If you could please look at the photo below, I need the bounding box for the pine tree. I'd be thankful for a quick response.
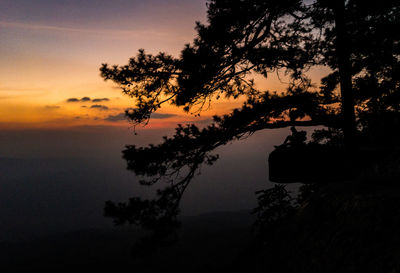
[101,0,400,244]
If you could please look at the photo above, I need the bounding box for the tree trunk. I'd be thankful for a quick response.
[332,1,356,151]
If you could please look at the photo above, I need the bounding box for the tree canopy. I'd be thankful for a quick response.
[101,0,400,245]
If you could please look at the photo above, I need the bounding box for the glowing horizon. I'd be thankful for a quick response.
[0,0,207,129]
[0,0,329,130]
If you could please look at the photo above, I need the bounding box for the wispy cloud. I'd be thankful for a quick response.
[104,111,177,122]
[151,113,177,119]
[44,105,61,110]
[0,21,97,34]
[0,87,46,92]
[0,20,171,38]
[104,113,126,122]
[0,87,49,98]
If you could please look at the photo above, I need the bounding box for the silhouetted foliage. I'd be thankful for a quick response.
[251,183,321,245]
[101,0,400,250]
[252,185,296,242]
[249,182,400,273]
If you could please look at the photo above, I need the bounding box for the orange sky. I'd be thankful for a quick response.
[0,0,329,130]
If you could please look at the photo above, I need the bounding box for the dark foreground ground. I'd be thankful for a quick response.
[3,182,400,273]
[0,211,254,272]
[251,182,400,273]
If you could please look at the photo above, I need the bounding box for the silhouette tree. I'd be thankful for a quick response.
[101,0,400,246]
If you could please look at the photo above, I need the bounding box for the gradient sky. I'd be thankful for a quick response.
[0,0,310,129]
[0,0,318,240]
[0,0,210,128]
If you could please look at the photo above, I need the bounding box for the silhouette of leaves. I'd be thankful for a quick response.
[101,0,400,251]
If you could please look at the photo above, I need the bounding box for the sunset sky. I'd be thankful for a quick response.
[0,0,208,128]
[0,0,312,240]
[2,1,397,269]
[0,0,313,130]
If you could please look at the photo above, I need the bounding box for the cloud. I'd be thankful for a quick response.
[66,97,111,103]
[90,104,109,110]
[104,113,126,122]
[66,97,91,103]
[92,98,110,102]
[104,111,177,122]
[151,113,177,119]
[0,87,49,98]
[0,21,174,40]
[80,97,91,102]
[44,105,61,109]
